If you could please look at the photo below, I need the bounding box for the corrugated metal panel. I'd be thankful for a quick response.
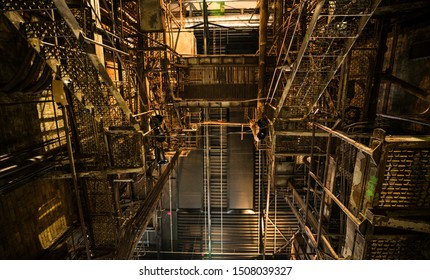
[228,132,254,209]
[183,84,257,100]
[380,148,430,208]
[177,211,259,259]
[186,66,257,85]
[183,65,258,100]
[201,108,228,210]
[178,150,204,209]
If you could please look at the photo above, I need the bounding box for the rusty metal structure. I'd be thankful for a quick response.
[0,0,430,260]
[264,0,430,259]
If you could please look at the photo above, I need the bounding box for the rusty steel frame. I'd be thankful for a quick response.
[302,119,430,259]
[284,181,340,259]
[273,0,326,119]
[268,0,382,121]
[365,209,430,234]
[52,0,141,130]
[1,0,188,259]
[117,151,180,259]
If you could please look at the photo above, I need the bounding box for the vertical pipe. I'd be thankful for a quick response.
[135,2,148,121]
[263,134,276,259]
[157,202,162,259]
[203,124,208,254]
[204,108,212,257]
[62,105,91,259]
[305,116,316,225]
[114,182,121,226]
[90,0,105,66]
[202,0,210,55]
[169,172,173,252]
[113,0,124,98]
[220,108,223,253]
[179,0,184,27]
[161,1,170,106]
[274,188,277,253]
[257,0,269,119]
[337,53,351,119]
[257,148,261,254]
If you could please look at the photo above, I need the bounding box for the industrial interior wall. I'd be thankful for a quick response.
[0,178,76,259]
[0,96,75,259]
[381,22,430,118]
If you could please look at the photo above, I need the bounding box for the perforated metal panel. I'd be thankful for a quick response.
[0,0,54,10]
[365,236,429,260]
[91,216,116,248]
[380,149,430,208]
[276,135,327,155]
[108,132,143,168]
[85,178,116,248]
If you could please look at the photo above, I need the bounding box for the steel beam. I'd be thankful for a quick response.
[381,73,430,103]
[48,167,145,179]
[276,131,330,137]
[366,209,430,234]
[257,0,269,118]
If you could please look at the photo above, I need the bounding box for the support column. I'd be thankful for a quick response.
[257,0,269,119]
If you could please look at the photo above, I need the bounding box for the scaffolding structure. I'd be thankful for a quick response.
[1,0,430,261]
[263,0,430,259]
[0,0,192,259]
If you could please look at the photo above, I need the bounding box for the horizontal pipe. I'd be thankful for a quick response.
[322,185,362,226]
[377,114,430,127]
[198,121,250,127]
[313,122,374,156]
[83,36,130,56]
[137,250,263,256]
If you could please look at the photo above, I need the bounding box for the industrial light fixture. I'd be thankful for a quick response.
[256,117,269,140]
[155,147,168,165]
[335,21,348,31]
[151,114,163,127]
[153,126,166,142]
[151,114,166,142]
